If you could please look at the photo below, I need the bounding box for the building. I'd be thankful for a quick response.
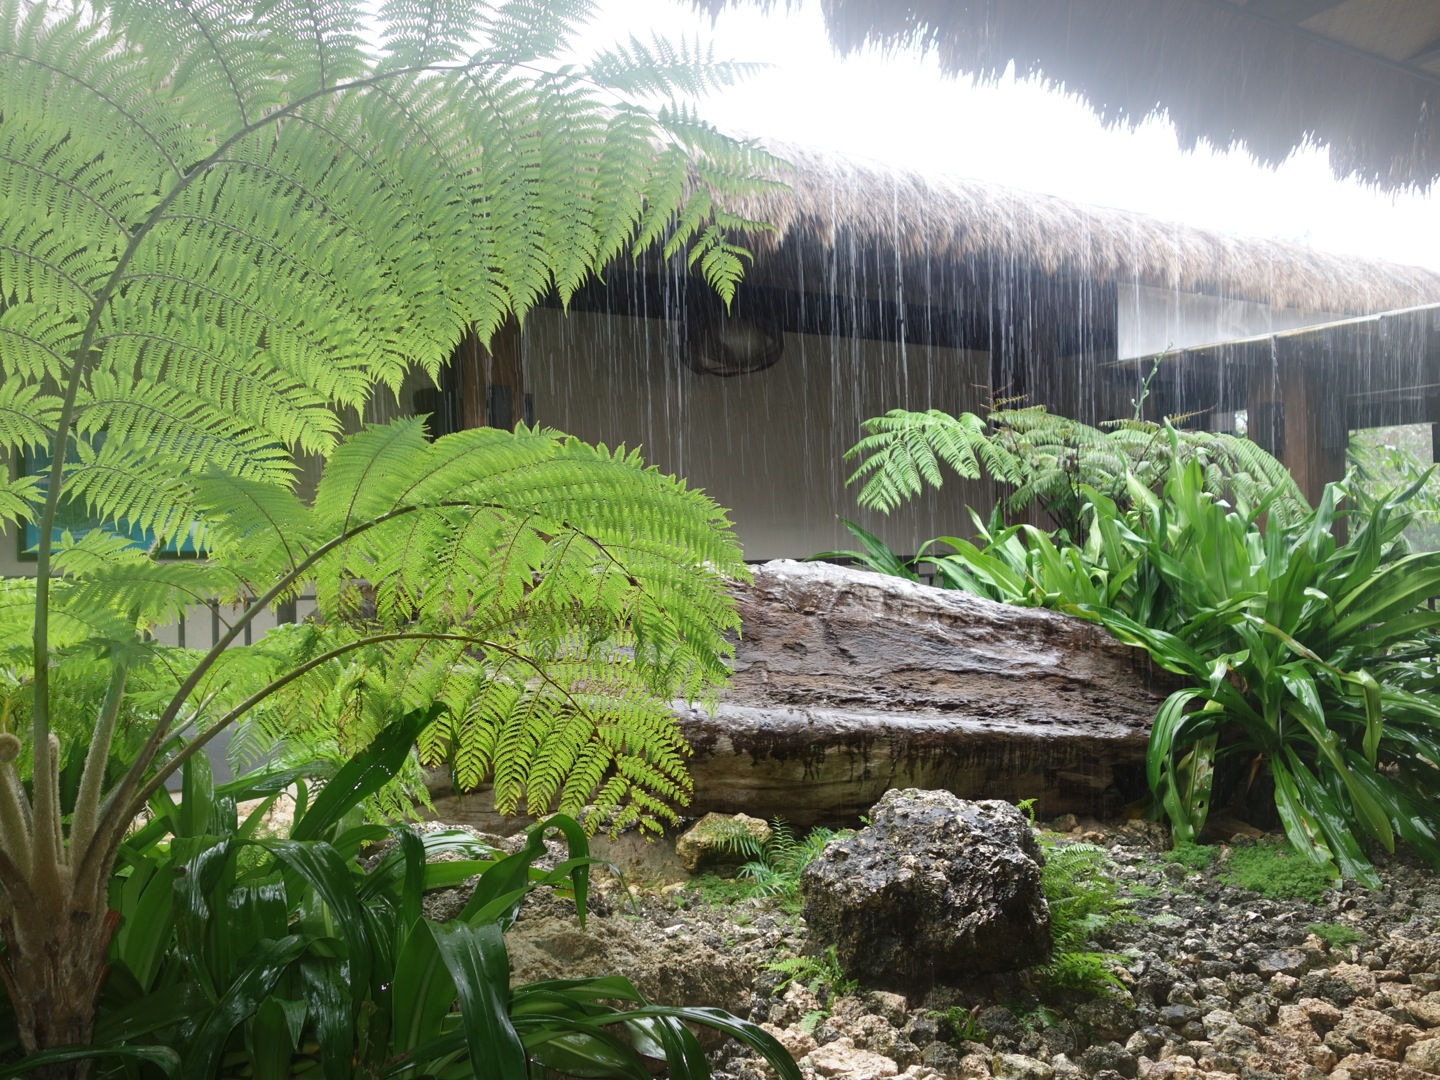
[424,144,1440,561]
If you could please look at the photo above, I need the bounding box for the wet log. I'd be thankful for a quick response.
[428,560,1177,833]
[672,560,1175,825]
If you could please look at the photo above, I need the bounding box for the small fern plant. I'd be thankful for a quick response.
[846,405,1306,538]
[0,0,777,1064]
[732,819,850,904]
[1036,840,1131,996]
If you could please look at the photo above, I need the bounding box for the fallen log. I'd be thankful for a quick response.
[430,560,1175,832]
[670,560,1174,825]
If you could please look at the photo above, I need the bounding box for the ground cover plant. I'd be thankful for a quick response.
[728,819,852,909]
[0,0,782,1069]
[1160,842,1216,872]
[832,407,1440,888]
[1305,921,1364,949]
[1035,840,1130,995]
[1218,838,1336,903]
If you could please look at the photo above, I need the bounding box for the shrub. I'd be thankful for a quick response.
[829,420,1440,886]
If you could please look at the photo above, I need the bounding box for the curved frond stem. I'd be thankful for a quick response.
[69,657,128,860]
[0,761,32,882]
[97,500,428,821]
[0,150,134,235]
[122,630,497,817]
[0,839,36,905]
[0,46,186,177]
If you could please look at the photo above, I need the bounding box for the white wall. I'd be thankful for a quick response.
[524,308,994,561]
[1118,283,1344,359]
[2,322,989,586]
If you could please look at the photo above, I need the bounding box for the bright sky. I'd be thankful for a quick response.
[580,0,1440,272]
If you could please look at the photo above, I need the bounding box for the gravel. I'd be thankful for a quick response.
[586,817,1440,1080]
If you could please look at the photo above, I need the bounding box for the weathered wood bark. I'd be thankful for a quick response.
[671,560,1175,825]
[430,561,1176,830]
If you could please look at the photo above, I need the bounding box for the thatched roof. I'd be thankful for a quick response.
[697,0,1440,191]
[734,143,1440,316]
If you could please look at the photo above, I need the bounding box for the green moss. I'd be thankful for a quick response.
[1306,922,1364,948]
[1219,839,1335,902]
[1161,842,1217,870]
[677,874,753,908]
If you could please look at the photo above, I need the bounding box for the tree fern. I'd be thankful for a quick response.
[0,0,776,1061]
[848,405,1307,537]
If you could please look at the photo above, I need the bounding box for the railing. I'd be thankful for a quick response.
[149,594,320,652]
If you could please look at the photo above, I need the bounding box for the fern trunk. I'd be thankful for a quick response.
[1,881,115,1077]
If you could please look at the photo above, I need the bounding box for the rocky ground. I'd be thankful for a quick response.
[480,816,1440,1080]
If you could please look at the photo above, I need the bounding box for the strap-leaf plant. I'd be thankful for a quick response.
[0,0,774,1064]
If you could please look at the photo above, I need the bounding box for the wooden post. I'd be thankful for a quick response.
[450,316,526,431]
[1246,358,1347,509]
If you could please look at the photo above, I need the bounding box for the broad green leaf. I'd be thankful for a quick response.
[290,705,440,842]
[1282,750,1379,887]
[0,1044,181,1078]
[391,919,461,1055]
[1350,669,1384,766]
[256,840,374,996]
[428,920,529,1079]
[182,935,306,1079]
[248,996,300,1080]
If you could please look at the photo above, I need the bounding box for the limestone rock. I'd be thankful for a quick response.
[806,1037,900,1078]
[799,789,1050,990]
[674,811,771,872]
[504,913,754,1046]
[1332,1052,1433,1079]
[991,1052,1054,1080]
[760,1022,818,1061]
[1405,1037,1440,1073]
[429,559,1175,829]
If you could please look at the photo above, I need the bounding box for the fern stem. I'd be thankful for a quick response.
[69,658,128,862]
[98,501,431,829]
[122,629,490,816]
[0,761,32,880]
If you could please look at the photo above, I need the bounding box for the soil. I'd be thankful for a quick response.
[491,815,1440,1080]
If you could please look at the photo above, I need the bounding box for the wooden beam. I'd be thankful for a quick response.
[1240,0,1347,25]
[1407,34,1440,68]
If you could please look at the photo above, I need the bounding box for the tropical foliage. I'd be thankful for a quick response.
[0,723,801,1079]
[846,406,1305,537]
[1090,458,1440,886]
[0,0,776,1063]
[829,409,1440,886]
[1348,426,1440,552]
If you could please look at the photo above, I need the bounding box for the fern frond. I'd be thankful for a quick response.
[1,0,772,857]
[586,33,764,102]
[847,409,994,513]
[847,404,1306,536]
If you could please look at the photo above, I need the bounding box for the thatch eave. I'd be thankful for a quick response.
[735,142,1440,317]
